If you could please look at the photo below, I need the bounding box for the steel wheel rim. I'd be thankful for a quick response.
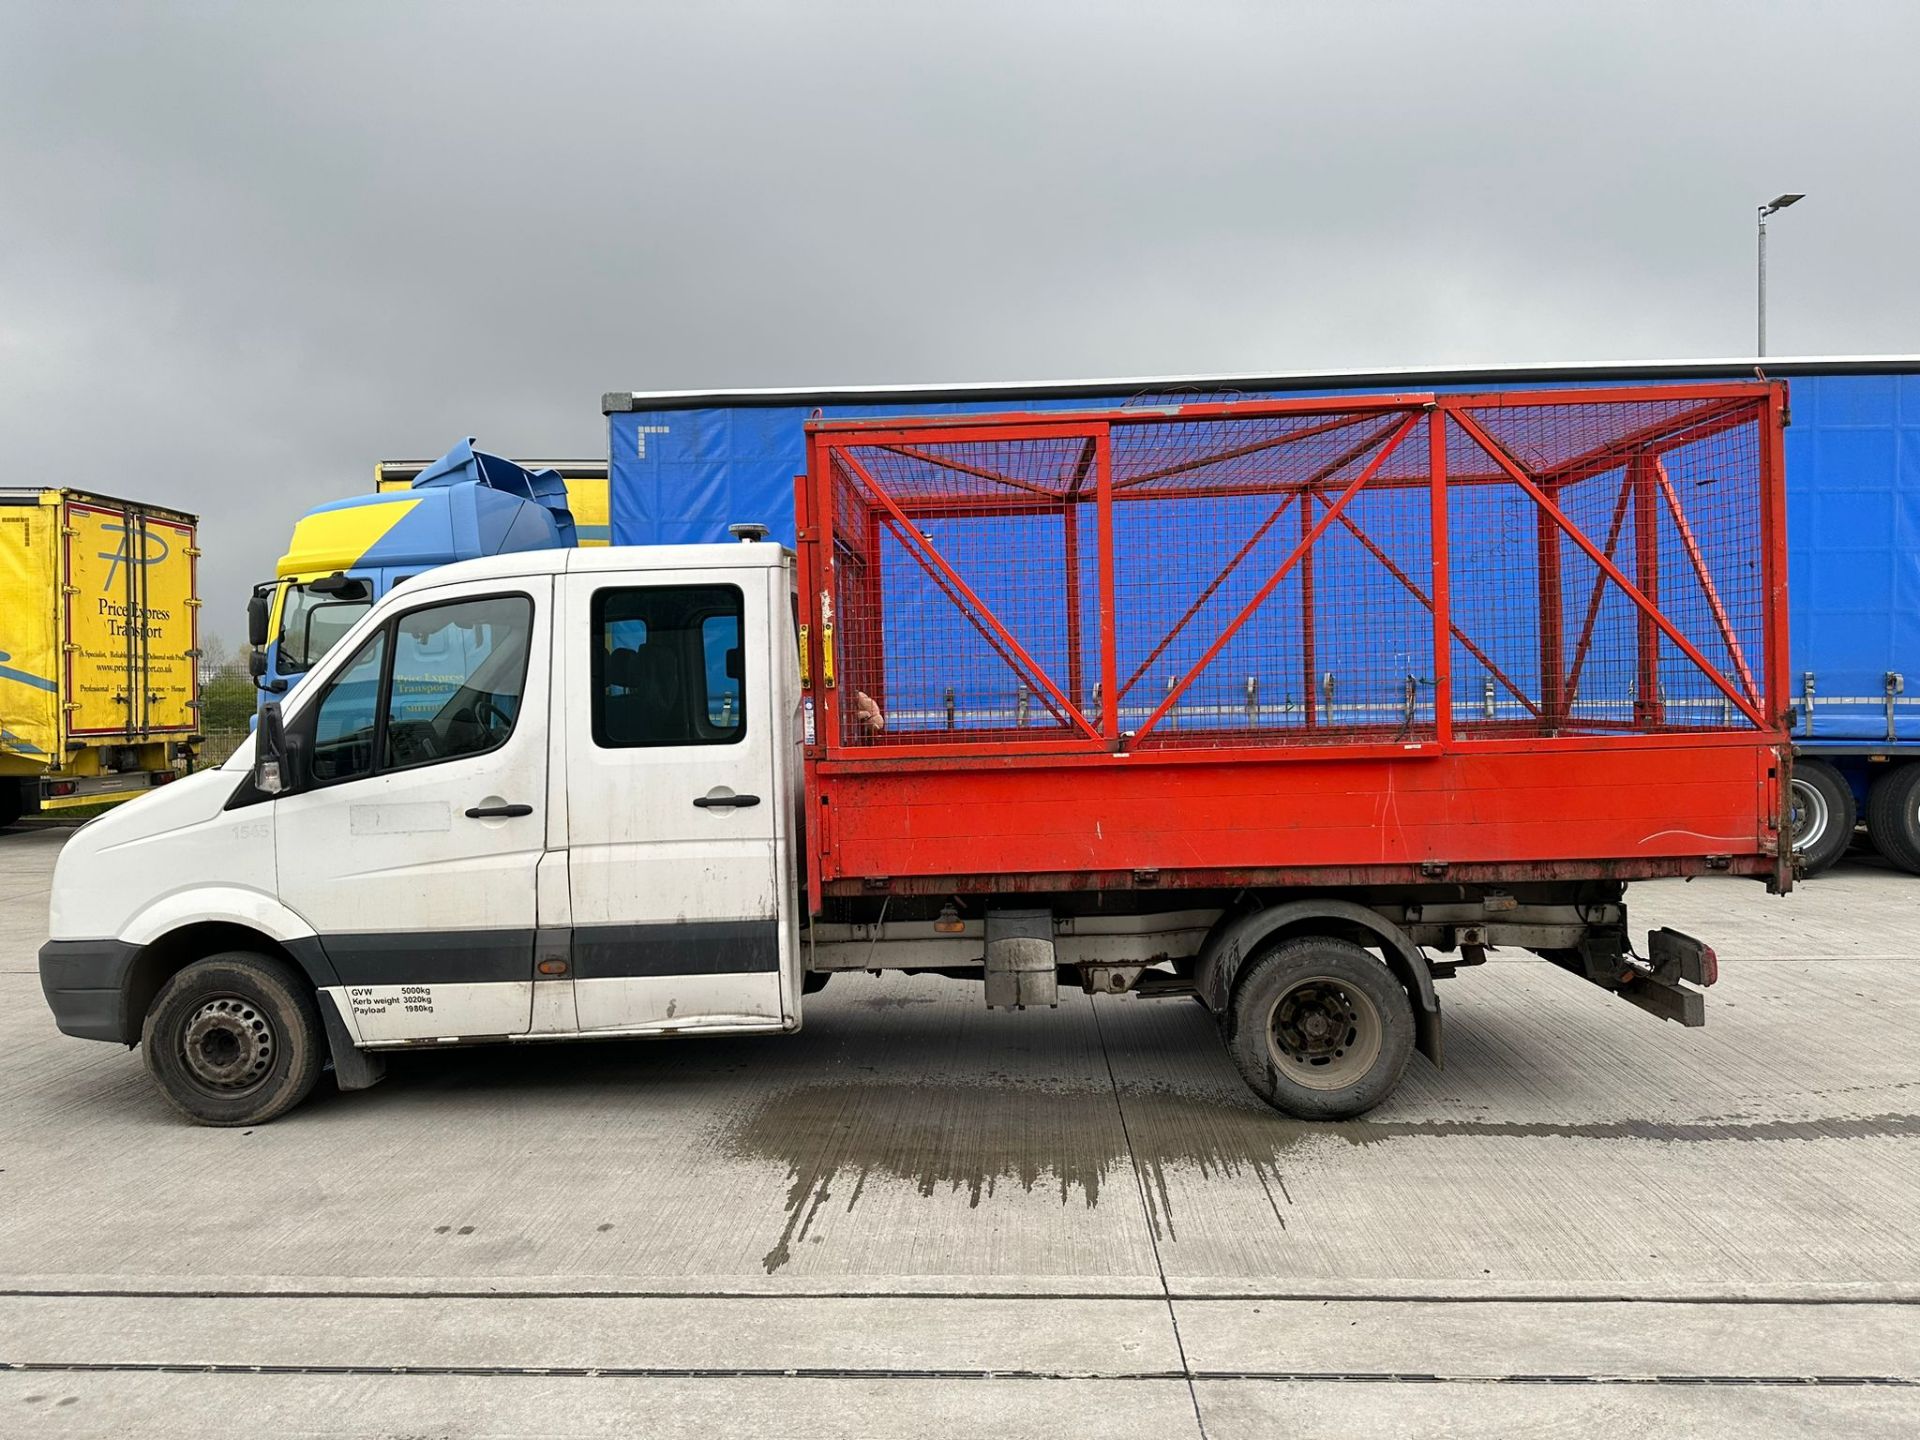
[1266,974,1383,1091]
[1789,776,1829,851]
[181,995,276,1094]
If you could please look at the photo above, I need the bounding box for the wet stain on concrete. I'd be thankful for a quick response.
[857,995,941,1011]
[1349,1112,1920,1145]
[717,1081,1298,1271]
[719,1079,1920,1273]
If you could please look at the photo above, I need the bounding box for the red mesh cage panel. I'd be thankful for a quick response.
[800,385,1786,764]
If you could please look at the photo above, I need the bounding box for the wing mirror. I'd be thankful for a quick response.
[255,701,290,796]
[247,585,273,648]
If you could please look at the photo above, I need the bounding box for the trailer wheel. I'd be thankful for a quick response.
[1787,759,1855,877]
[1866,764,1920,876]
[141,952,325,1126]
[1227,936,1414,1121]
[0,782,23,829]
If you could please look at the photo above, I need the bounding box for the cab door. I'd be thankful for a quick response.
[274,577,551,1041]
[559,564,787,1032]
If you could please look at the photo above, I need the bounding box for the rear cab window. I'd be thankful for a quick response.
[591,585,744,748]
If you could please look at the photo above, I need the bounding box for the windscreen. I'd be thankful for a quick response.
[276,581,372,674]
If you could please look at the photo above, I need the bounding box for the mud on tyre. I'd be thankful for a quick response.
[142,951,326,1126]
[1226,935,1415,1121]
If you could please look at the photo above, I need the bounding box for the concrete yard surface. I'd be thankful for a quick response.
[1,822,1917,1437]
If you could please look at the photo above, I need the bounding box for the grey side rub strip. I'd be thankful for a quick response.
[322,931,535,987]
[315,920,779,986]
[571,919,778,979]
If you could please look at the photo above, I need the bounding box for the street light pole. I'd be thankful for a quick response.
[1757,193,1805,356]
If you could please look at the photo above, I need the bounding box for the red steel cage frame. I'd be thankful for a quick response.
[794,383,1792,906]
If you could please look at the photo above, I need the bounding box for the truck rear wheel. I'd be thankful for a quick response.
[141,952,325,1126]
[1226,936,1414,1121]
[0,781,25,829]
[1866,764,1920,876]
[1788,759,1855,877]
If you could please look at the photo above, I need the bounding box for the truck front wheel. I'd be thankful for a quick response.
[141,952,325,1126]
[1866,764,1920,876]
[1226,936,1414,1121]
[1789,759,1855,877]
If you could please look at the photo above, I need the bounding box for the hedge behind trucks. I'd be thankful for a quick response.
[0,489,199,825]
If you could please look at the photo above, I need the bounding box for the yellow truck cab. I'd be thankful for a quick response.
[0,488,200,826]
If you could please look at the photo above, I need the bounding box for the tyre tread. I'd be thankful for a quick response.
[1791,758,1856,878]
[1866,764,1920,876]
[1226,934,1415,1121]
[141,950,325,1127]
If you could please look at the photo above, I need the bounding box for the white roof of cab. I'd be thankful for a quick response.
[565,542,788,572]
[392,542,786,599]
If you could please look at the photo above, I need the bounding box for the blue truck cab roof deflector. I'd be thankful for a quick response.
[276,438,577,579]
[411,437,578,549]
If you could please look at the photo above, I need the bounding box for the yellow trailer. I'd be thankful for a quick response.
[0,488,200,826]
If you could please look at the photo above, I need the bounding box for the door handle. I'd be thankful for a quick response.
[465,802,534,819]
[693,793,761,809]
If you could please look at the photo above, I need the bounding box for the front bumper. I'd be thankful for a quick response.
[39,938,141,1043]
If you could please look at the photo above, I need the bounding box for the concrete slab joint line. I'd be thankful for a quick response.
[1090,995,1213,1440]
[1,1361,1914,1387]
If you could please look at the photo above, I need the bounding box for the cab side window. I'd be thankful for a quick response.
[592,586,744,748]
[385,597,531,770]
[303,594,532,785]
[309,631,385,784]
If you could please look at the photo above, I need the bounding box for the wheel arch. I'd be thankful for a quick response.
[121,921,337,1047]
[1194,898,1441,1067]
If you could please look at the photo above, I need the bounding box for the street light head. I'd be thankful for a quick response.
[1761,193,1806,216]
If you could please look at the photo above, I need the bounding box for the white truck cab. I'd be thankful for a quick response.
[41,543,806,1123]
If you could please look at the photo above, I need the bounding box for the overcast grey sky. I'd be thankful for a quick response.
[3,1,1916,637]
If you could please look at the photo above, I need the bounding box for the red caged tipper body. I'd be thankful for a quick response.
[779,385,1781,1128]
[796,382,1792,903]
[783,380,1787,1117]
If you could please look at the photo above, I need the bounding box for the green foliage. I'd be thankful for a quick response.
[199,663,257,735]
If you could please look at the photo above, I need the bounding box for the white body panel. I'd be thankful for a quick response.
[556,558,794,1033]
[330,980,537,1044]
[46,770,276,942]
[272,573,555,1040]
[570,974,780,1033]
